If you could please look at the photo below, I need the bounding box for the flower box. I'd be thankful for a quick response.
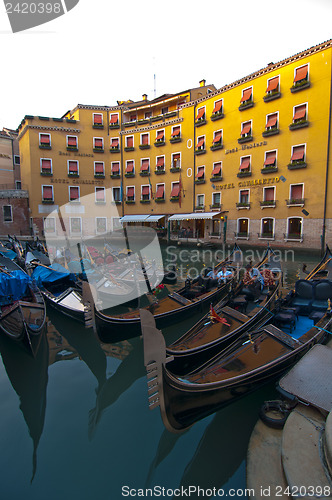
[155,169,165,175]
[237,171,252,178]
[94,174,105,179]
[109,123,120,129]
[137,119,150,125]
[93,148,104,153]
[236,202,250,209]
[195,119,207,127]
[151,115,163,122]
[125,200,135,204]
[210,143,223,151]
[110,148,120,153]
[261,166,278,174]
[238,136,253,144]
[287,161,307,170]
[170,136,181,143]
[39,145,51,150]
[67,146,78,152]
[155,198,165,203]
[140,199,151,204]
[154,141,165,147]
[124,121,136,127]
[263,92,281,102]
[68,173,79,178]
[164,111,177,119]
[211,112,224,121]
[262,128,279,137]
[41,171,53,176]
[93,124,104,129]
[210,203,221,209]
[239,101,254,111]
[286,198,305,206]
[110,174,120,179]
[114,200,122,205]
[42,199,54,204]
[289,120,309,130]
[170,167,181,173]
[139,171,150,176]
[260,200,276,207]
[290,81,310,93]
[194,149,206,155]
[195,178,206,185]
[170,196,179,202]
[124,147,134,152]
[210,175,222,182]
[139,144,151,150]
[125,173,135,178]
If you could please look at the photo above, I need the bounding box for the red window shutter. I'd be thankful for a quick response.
[111,138,119,147]
[110,114,118,124]
[112,163,120,173]
[127,187,135,197]
[157,157,164,167]
[291,185,303,199]
[94,138,103,148]
[142,134,149,145]
[67,136,77,146]
[171,126,180,137]
[293,105,306,120]
[266,114,277,128]
[156,131,164,141]
[156,185,164,198]
[70,187,79,200]
[241,123,251,135]
[96,188,105,201]
[196,108,205,120]
[141,159,149,171]
[127,136,134,148]
[213,132,222,143]
[142,186,150,195]
[291,146,305,161]
[241,88,252,102]
[40,134,50,144]
[197,137,205,148]
[126,162,134,173]
[264,151,276,166]
[171,184,180,197]
[213,101,222,113]
[41,159,51,170]
[68,161,78,172]
[212,163,221,175]
[43,186,53,199]
[197,168,204,178]
[294,65,308,82]
[266,77,279,92]
[94,162,104,173]
[130,114,136,121]
[264,188,274,201]
[94,114,102,124]
[240,158,250,170]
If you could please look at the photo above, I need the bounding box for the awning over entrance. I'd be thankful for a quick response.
[146,215,165,222]
[168,212,222,221]
[120,214,150,222]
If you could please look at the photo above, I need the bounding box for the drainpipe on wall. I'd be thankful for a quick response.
[120,108,124,219]
[321,50,332,255]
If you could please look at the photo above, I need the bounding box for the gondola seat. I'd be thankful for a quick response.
[240,287,255,301]
[273,308,297,333]
[289,279,314,314]
[311,280,332,311]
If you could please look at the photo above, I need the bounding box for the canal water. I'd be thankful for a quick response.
[0,244,321,500]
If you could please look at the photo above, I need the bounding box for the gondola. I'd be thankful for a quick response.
[165,246,282,372]
[86,244,243,342]
[0,255,46,356]
[140,247,332,432]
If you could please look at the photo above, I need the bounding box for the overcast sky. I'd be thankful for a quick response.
[0,0,332,131]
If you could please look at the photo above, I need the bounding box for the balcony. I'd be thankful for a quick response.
[258,232,275,240]
[210,203,221,210]
[260,200,276,208]
[284,233,303,242]
[235,232,250,240]
[194,205,205,212]
[286,198,305,207]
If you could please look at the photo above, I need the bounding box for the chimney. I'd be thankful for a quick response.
[199,79,206,87]
[142,94,148,101]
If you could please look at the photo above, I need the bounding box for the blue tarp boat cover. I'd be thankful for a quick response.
[32,263,76,287]
[0,248,17,260]
[0,270,31,304]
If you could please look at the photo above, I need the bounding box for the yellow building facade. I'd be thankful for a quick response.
[18,40,332,250]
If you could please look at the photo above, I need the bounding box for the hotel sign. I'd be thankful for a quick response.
[216,177,280,190]
[225,141,268,155]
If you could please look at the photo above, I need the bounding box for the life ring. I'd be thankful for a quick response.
[259,400,293,429]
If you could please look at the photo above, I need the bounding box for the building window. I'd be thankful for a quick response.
[211,162,222,180]
[237,189,250,209]
[161,106,169,115]
[141,185,150,202]
[290,103,308,129]
[211,130,223,150]
[93,113,103,128]
[43,217,56,234]
[156,156,165,173]
[238,156,251,177]
[111,162,120,177]
[69,186,80,202]
[211,99,223,119]
[95,187,106,203]
[125,135,134,151]
[260,218,275,239]
[42,185,54,203]
[70,217,82,235]
[195,135,206,154]
[3,205,13,222]
[211,191,221,209]
[110,137,120,151]
[239,87,253,109]
[263,113,279,136]
[129,113,137,122]
[109,113,119,128]
[67,135,78,151]
[14,155,20,165]
[288,184,304,206]
[171,152,181,170]
[125,160,135,177]
[155,129,165,146]
[236,218,249,238]
[261,186,276,208]
[239,121,252,142]
[145,111,152,119]
[170,125,181,142]
[112,187,121,203]
[93,137,104,152]
[262,150,277,172]
[94,161,105,178]
[289,144,306,169]
[96,217,107,234]
[292,64,309,91]
[15,181,21,190]
[126,186,135,203]
[155,183,165,201]
[67,160,79,177]
[196,194,205,209]
[264,76,280,101]
[140,158,150,175]
[39,133,51,149]
[170,182,180,200]
[195,166,205,184]
[286,217,303,240]
[140,133,150,149]
[40,158,52,175]
[195,106,206,125]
